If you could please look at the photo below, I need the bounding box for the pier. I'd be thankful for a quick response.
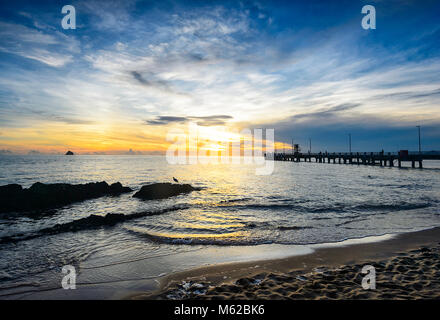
[266,151,440,169]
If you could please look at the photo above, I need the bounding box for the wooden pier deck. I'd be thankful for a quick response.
[266,152,440,168]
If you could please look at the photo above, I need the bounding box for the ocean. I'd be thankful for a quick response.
[0,155,439,299]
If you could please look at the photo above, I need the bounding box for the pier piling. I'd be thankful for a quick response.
[270,151,437,169]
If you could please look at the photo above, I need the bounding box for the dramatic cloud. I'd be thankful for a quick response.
[0,0,439,153]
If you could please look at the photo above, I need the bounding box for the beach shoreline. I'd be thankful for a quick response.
[132,226,440,300]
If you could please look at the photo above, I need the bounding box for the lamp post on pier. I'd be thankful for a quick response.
[416,126,421,154]
[348,133,352,154]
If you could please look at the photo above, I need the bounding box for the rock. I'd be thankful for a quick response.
[65,151,74,155]
[0,181,132,214]
[109,182,132,194]
[48,213,127,233]
[0,184,22,196]
[133,183,201,200]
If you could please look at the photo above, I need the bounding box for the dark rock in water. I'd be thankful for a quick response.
[49,213,127,233]
[0,181,132,214]
[133,183,201,200]
[65,151,74,155]
[108,182,131,194]
[0,184,23,196]
[0,206,186,244]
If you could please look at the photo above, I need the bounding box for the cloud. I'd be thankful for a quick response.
[191,115,234,126]
[0,21,79,67]
[292,103,362,121]
[1,1,440,151]
[146,115,233,126]
[48,116,95,125]
[131,71,186,95]
[80,0,138,31]
[22,108,96,126]
[372,88,440,101]
[20,49,73,67]
[0,21,58,45]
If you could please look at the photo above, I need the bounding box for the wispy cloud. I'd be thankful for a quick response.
[81,0,138,31]
[146,115,233,126]
[292,103,362,121]
[130,71,189,96]
[0,21,79,67]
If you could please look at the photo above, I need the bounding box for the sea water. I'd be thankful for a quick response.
[0,155,439,298]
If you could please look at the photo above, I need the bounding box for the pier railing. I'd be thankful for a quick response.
[265,151,440,168]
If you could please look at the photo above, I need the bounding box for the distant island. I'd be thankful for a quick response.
[65,151,74,155]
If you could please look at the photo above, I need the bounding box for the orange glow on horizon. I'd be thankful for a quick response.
[0,121,281,155]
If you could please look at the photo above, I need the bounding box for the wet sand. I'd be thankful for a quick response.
[133,227,440,300]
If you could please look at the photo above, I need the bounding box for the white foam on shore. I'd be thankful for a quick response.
[207,233,397,263]
[311,233,395,249]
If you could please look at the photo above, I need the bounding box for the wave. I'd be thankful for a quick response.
[0,205,189,245]
[277,226,313,231]
[217,203,311,211]
[334,218,368,227]
[1,196,435,245]
[351,202,432,212]
[219,198,252,203]
[133,231,271,246]
[214,200,434,214]
[81,247,203,270]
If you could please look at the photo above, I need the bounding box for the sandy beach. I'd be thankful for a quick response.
[134,227,440,300]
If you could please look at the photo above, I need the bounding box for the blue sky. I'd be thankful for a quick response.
[0,0,439,154]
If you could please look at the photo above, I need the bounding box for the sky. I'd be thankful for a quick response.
[0,0,439,154]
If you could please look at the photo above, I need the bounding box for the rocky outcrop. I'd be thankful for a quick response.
[133,183,201,200]
[65,151,74,155]
[0,205,188,244]
[0,181,132,213]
